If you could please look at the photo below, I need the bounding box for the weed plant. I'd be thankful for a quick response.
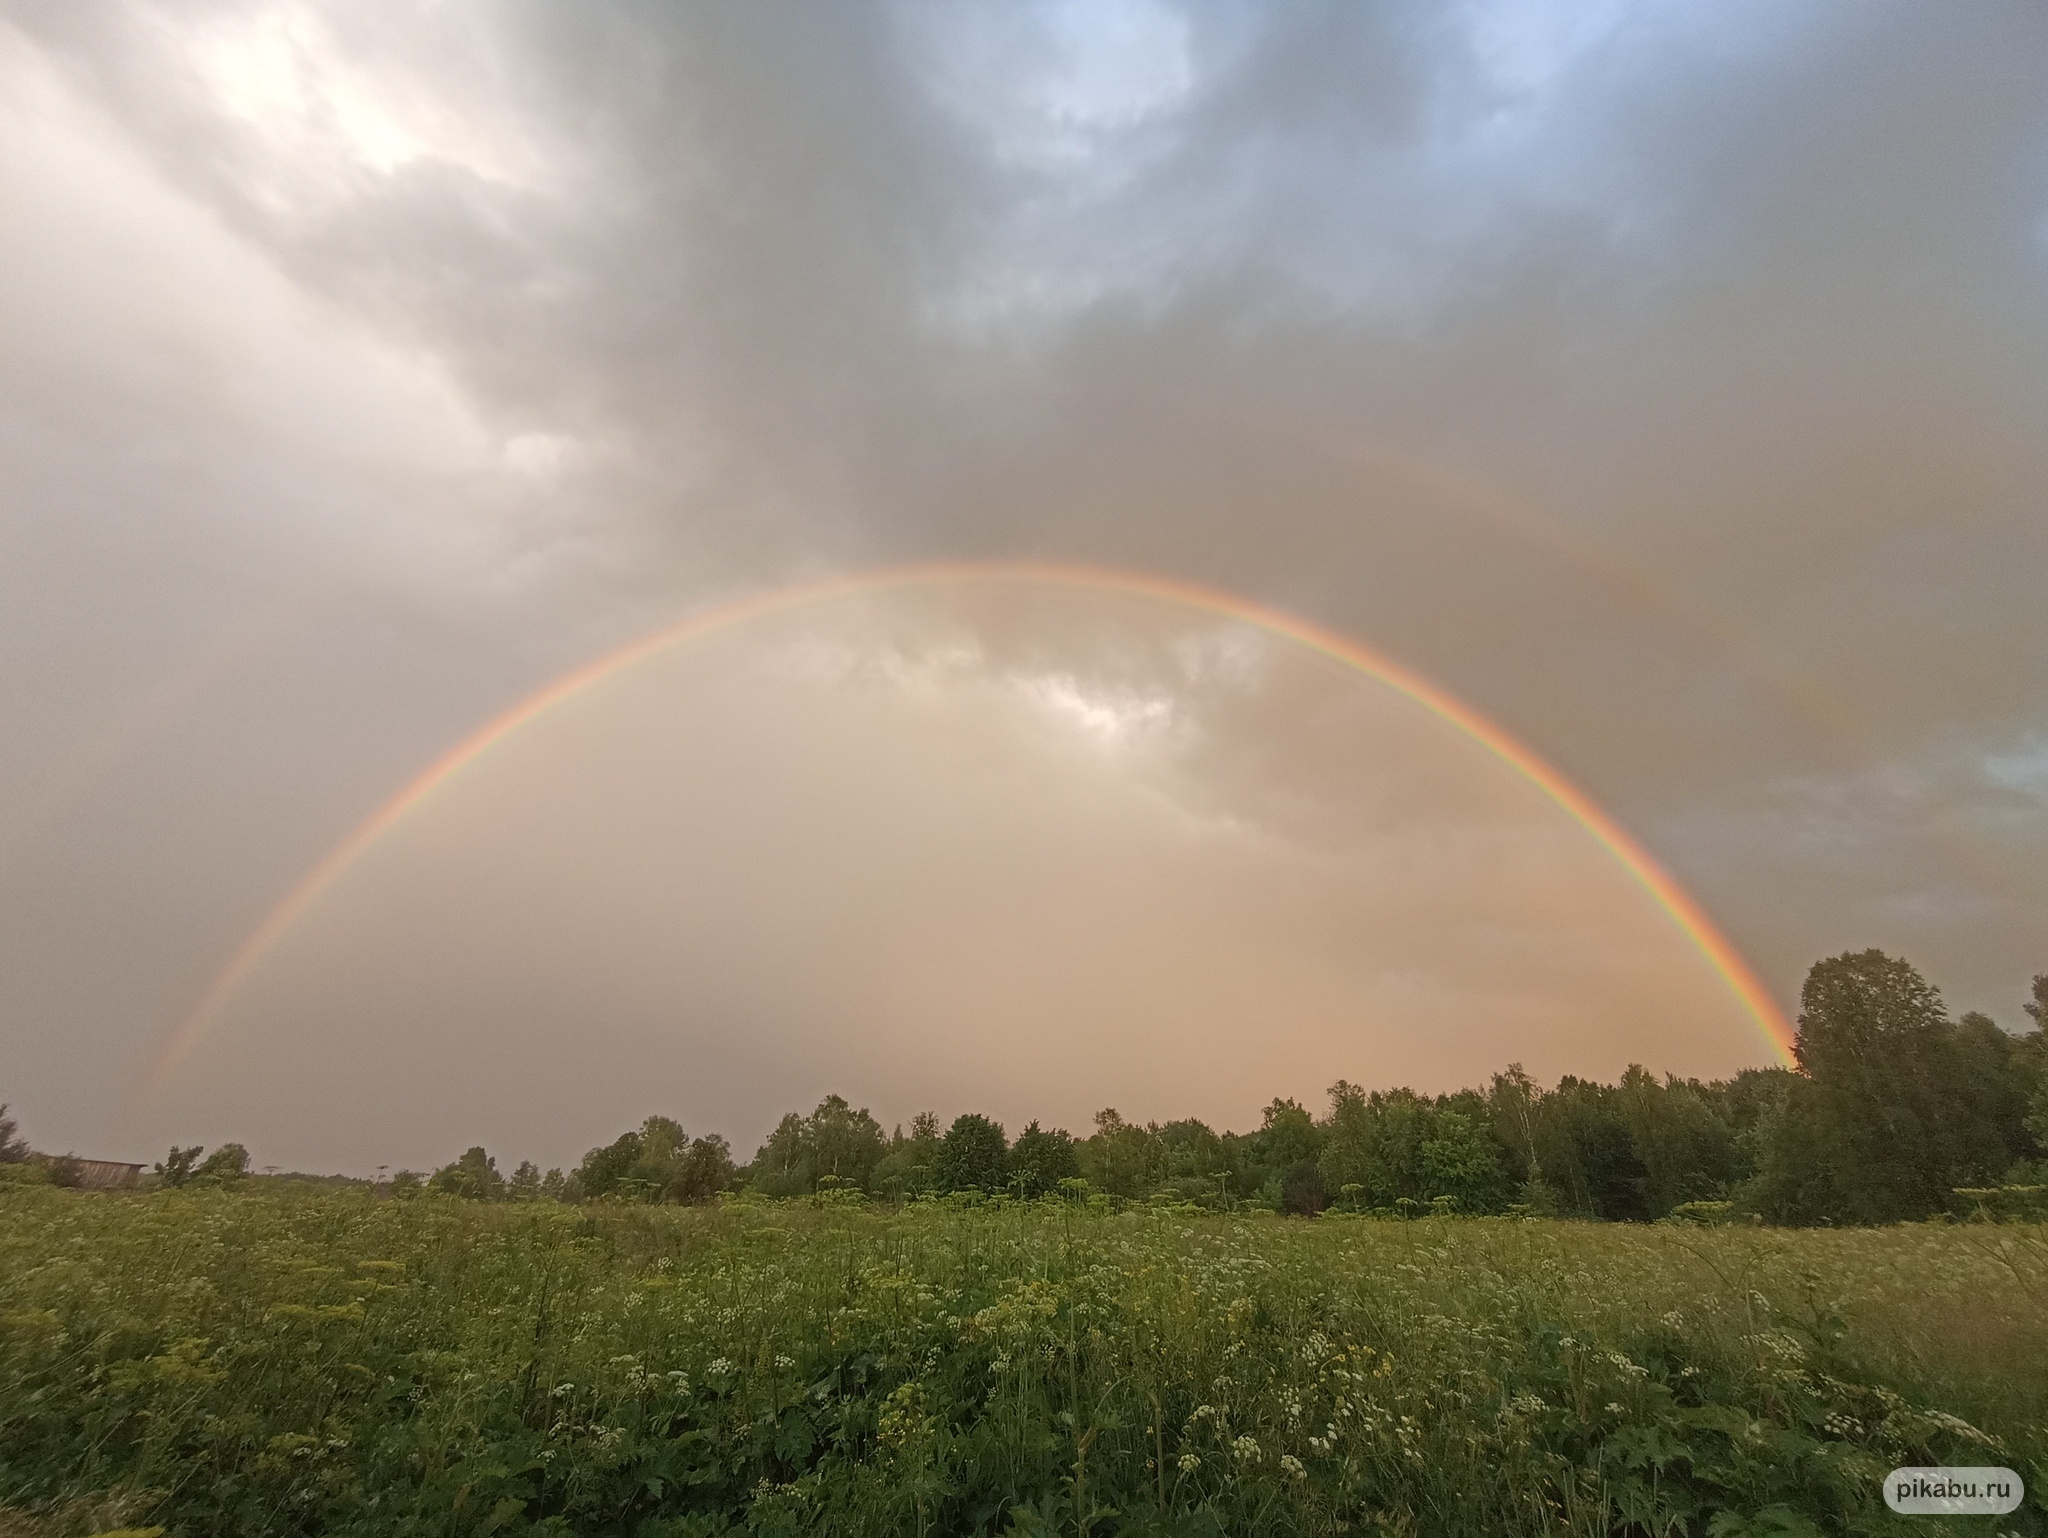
[1,1186,2043,1536]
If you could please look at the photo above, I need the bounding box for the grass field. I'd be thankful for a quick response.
[1,1187,2043,1537]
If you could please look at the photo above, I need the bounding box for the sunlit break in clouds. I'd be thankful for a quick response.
[2,1,2046,1170]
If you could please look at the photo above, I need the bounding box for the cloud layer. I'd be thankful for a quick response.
[2,1,2044,1166]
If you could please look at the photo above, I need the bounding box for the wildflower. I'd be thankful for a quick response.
[1279,1453,1307,1480]
[1177,1453,1200,1474]
[1605,1402,1626,1415]
[708,1358,733,1377]
[1925,1410,2000,1448]
[775,1354,796,1369]
[1231,1435,1261,1464]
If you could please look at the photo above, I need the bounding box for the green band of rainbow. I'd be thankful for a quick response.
[139,560,1795,1097]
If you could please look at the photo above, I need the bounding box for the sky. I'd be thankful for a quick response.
[2,1,2044,1174]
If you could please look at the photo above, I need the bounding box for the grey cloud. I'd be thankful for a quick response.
[2,0,2044,1166]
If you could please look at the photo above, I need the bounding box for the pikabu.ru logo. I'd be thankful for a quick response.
[1883,1466,2024,1516]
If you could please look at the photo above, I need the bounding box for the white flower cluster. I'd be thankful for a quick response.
[1925,1409,2001,1448]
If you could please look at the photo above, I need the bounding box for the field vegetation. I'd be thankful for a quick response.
[2,1188,2045,1537]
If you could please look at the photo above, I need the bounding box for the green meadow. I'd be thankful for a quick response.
[1,1186,2043,1538]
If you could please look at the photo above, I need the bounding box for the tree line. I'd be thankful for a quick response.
[399,952,2048,1224]
[8,950,2045,1222]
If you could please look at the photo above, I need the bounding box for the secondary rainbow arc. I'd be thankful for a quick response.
[139,561,1796,1097]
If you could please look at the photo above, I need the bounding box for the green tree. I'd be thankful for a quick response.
[506,1160,542,1201]
[671,1135,737,1202]
[193,1143,251,1186]
[1008,1121,1079,1197]
[1078,1109,1166,1199]
[154,1145,204,1188]
[1318,1087,1433,1210]
[1419,1111,1509,1214]
[2020,975,2048,1155]
[1571,1119,1649,1222]
[934,1113,1008,1193]
[1155,1117,1229,1204]
[579,1118,735,1203]
[872,1113,943,1199]
[1484,1066,1547,1204]
[1616,1066,1739,1216]
[0,1105,27,1164]
[1772,950,2018,1223]
[802,1095,887,1188]
[747,1097,886,1196]
[578,1130,646,1200]
[429,1146,503,1201]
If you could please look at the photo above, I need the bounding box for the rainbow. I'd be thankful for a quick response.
[138,561,1796,1095]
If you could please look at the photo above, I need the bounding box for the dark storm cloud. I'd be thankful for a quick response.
[2,0,2044,1163]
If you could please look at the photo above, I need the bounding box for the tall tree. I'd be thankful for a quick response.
[0,1105,27,1163]
[577,1129,646,1200]
[935,1114,1008,1193]
[747,1097,886,1195]
[1770,950,2012,1222]
[194,1143,251,1186]
[430,1146,502,1200]
[1419,1110,1509,1214]
[1078,1109,1166,1198]
[1156,1117,1229,1202]
[2024,976,2048,1157]
[873,1113,943,1198]
[1008,1122,1080,1197]
[1616,1067,1740,1216]
[802,1095,887,1188]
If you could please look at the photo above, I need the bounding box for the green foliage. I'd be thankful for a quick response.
[0,1104,26,1164]
[2,1187,2043,1537]
[934,1113,1007,1193]
[1750,952,2030,1224]
[871,1112,942,1200]
[1948,1184,2048,1222]
[191,1144,251,1187]
[1077,1109,1164,1199]
[1007,1122,1079,1198]
[429,1146,504,1201]
[505,1160,542,1202]
[579,1118,735,1204]
[747,1098,884,1197]
[152,1146,203,1189]
[1321,1086,1510,1216]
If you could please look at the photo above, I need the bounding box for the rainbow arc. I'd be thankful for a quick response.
[139,561,1795,1097]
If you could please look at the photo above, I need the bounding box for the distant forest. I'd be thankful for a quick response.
[8,950,2045,1226]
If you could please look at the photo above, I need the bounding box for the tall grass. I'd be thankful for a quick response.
[2,1186,2042,1536]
